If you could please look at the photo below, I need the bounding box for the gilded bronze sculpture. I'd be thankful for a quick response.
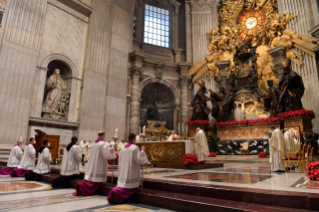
[190,80,211,121]
[210,87,234,122]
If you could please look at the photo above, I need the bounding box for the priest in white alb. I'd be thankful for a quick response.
[108,133,148,204]
[85,140,92,161]
[0,139,23,176]
[14,137,36,177]
[269,126,287,172]
[284,130,298,153]
[73,131,116,196]
[25,139,52,181]
[193,128,209,163]
[52,136,82,188]
[167,130,179,141]
[79,139,89,162]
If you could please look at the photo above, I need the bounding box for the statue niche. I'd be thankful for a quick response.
[42,61,71,120]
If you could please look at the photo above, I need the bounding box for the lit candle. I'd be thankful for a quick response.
[115,128,118,137]
[19,136,22,141]
[143,126,146,135]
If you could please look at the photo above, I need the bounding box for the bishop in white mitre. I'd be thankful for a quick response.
[193,128,209,162]
[73,131,116,196]
[108,133,148,204]
[0,139,23,176]
[15,137,36,177]
[25,139,52,181]
[269,127,287,172]
[52,136,82,188]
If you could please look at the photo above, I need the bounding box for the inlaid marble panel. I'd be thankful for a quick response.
[291,177,319,189]
[166,172,272,184]
[96,205,151,212]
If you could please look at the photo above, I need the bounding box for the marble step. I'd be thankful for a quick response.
[0,151,10,155]
[207,155,269,163]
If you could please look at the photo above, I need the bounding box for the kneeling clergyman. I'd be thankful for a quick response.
[108,133,148,204]
[193,128,209,163]
[52,136,82,188]
[14,137,36,177]
[0,139,23,176]
[269,126,287,172]
[73,131,116,196]
[25,139,52,181]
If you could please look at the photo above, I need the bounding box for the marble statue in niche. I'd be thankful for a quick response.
[42,68,70,120]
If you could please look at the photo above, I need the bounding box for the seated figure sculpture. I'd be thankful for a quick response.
[210,87,234,122]
[190,80,211,121]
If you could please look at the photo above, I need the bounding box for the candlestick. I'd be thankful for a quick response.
[115,128,118,137]
[143,125,146,135]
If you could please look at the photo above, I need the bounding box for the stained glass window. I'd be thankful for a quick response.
[0,0,7,27]
[144,4,170,48]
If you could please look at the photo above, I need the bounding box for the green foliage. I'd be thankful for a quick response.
[207,134,220,152]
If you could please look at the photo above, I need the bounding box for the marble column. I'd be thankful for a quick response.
[268,45,286,81]
[129,52,145,134]
[179,62,191,127]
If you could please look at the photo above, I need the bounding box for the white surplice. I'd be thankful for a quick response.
[60,145,82,176]
[33,147,52,174]
[84,141,116,182]
[79,140,88,156]
[194,130,209,161]
[117,144,148,189]
[18,144,36,170]
[7,145,23,167]
[284,131,298,153]
[269,129,286,171]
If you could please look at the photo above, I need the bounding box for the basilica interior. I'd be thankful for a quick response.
[1,0,319,211]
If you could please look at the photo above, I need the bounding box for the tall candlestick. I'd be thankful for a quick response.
[143,126,146,135]
[115,128,118,137]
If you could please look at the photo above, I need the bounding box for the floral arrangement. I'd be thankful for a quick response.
[183,153,199,165]
[186,120,209,127]
[51,157,62,165]
[140,161,154,169]
[277,109,315,119]
[108,153,119,164]
[258,152,267,158]
[209,152,216,157]
[214,109,315,127]
[35,157,38,164]
[306,161,319,181]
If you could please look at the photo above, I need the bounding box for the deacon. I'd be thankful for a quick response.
[108,133,148,204]
[193,128,209,163]
[0,139,23,176]
[269,126,286,172]
[167,130,178,141]
[52,136,82,188]
[25,139,52,181]
[73,131,116,196]
[14,137,36,177]
[79,139,89,162]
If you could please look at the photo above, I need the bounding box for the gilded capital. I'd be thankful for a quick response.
[180,76,191,87]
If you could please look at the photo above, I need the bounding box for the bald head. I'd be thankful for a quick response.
[17,140,22,146]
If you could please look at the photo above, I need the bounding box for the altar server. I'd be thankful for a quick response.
[0,139,23,176]
[73,131,116,196]
[79,139,89,162]
[14,137,36,177]
[193,128,209,162]
[269,126,286,172]
[108,133,148,204]
[25,139,52,181]
[52,136,82,188]
[167,130,178,141]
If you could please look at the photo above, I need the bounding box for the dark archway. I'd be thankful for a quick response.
[140,83,175,130]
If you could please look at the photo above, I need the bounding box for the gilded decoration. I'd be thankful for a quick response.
[136,142,186,163]
[189,0,318,117]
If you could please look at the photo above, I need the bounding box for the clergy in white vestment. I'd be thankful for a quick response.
[108,133,148,204]
[269,127,287,172]
[167,130,179,141]
[284,130,298,153]
[73,131,116,196]
[15,137,36,177]
[52,136,82,188]
[25,139,52,181]
[0,140,23,176]
[193,128,209,162]
[85,140,92,160]
[79,139,89,161]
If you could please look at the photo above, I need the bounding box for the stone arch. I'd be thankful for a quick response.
[139,77,180,106]
[40,53,78,77]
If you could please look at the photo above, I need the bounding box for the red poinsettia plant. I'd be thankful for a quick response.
[51,157,62,165]
[186,120,209,127]
[258,152,267,158]
[108,153,119,164]
[247,117,279,125]
[183,153,199,165]
[209,152,216,157]
[214,120,246,127]
[277,109,315,119]
[306,161,319,181]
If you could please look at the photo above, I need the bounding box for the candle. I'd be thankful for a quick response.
[19,136,22,141]
[115,128,118,137]
[139,127,141,135]
[143,126,146,135]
